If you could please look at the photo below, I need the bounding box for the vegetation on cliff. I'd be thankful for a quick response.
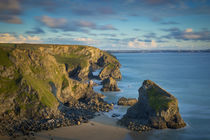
[0,43,121,136]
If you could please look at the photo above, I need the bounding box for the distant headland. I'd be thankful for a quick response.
[105,49,210,53]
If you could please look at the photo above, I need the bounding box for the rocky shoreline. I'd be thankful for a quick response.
[0,44,186,138]
[0,102,113,138]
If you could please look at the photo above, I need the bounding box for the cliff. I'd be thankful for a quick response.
[0,43,121,136]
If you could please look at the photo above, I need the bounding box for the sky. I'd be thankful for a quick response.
[0,0,210,50]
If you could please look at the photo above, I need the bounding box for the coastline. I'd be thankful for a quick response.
[0,114,131,140]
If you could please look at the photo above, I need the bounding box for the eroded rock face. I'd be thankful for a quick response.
[119,80,186,131]
[99,64,122,80]
[101,77,120,92]
[117,97,137,106]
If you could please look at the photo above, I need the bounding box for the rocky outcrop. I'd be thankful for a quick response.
[101,77,120,92]
[117,97,137,106]
[99,64,122,80]
[0,44,121,137]
[119,80,186,132]
[96,52,122,92]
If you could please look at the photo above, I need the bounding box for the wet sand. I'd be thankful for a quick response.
[34,114,129,140]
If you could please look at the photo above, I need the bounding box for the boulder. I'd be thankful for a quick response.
[117,97,137,106]
[119,80,186,131]
[112,113,120,118]
[101,77,120,92]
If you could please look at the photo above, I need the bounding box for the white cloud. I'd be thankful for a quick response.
[151,40,157,47]
[0,33,41,43]
[128,39,157,49]
[183,28,202,39]
[183,34,201,39]
[185,28,193,33]
[73,37,97,44]
[40,16,67,28]
[111,44,117,47]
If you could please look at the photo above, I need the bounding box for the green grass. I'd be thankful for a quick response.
[54,54,88,68]
[72,45,86,52]
[30,65,41,74]
[0,43,16,49]
[0,43,89,51]
[0,48,13,67]
[147,87,173,112]
[62,75,69,90]
[24,76,58,108]
[16,92,39,110]
[0,70,22,97]
[0,47,21,97]
[72,85,78,92]
[0,78,19,96]
[106,63,116,70]
[103,51,120,66]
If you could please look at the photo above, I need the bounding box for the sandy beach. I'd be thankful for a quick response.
[34,114,129,140]
[0,113,149,140]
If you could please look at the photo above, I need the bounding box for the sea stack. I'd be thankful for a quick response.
[119,80,186,131]
[101,77,120,92]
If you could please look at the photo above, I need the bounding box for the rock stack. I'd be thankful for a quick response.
[101,77,120,92]
[119,80,186,132]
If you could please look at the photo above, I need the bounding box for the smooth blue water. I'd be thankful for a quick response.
[94,52,210,140]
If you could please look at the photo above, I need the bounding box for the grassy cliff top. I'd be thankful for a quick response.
[0,43,120,67]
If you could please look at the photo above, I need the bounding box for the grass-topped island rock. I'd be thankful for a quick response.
[119,80,186,132]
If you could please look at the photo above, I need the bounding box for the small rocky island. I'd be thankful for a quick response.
[101,77,120,92]
[119,80,186,132]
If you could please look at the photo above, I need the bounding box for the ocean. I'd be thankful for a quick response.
[94,52,210,140]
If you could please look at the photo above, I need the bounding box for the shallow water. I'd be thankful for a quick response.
[94,52,210,140]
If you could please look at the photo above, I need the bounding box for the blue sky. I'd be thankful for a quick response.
[0,0,210,50]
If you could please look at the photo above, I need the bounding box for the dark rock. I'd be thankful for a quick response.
[117,97,137,106]
[119,80,186,131]
[112,113,120,118]
[101,77,120,92]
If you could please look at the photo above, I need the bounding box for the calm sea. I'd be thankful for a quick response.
[94,52,210,140]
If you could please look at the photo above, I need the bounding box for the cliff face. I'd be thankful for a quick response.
[119,80,186,132]
[0,43,121,136]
